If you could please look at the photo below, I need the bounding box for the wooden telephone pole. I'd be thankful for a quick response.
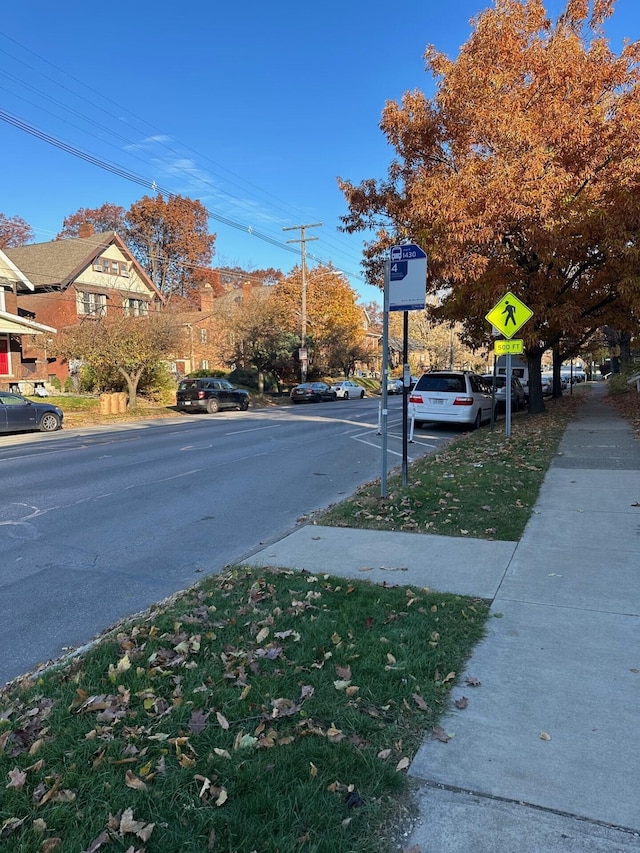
[283,222,322,382]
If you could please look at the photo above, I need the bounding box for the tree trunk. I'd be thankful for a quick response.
[258,370,264,394]
[527,349,546,414]
[118,366,142,410]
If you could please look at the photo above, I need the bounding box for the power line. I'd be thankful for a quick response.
[0,33,366,272]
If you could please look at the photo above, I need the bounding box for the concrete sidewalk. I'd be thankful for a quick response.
[243,383,640,851]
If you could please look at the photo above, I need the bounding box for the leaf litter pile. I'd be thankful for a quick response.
[319,393,585,541]
[1,566,488,853]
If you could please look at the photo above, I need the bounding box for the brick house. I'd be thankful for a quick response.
[5,226,162,386]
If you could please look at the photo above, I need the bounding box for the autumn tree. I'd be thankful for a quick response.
[55,314,181,408]
[339,0,640,412]
[0,212,33,248]
[222,287,299,392]
[271,265,366,376]
[56,203,126,239]
[125,194,216,302]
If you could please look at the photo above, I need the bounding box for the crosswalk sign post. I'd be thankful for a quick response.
[485,292,533,438]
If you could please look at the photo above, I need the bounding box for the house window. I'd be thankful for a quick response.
[200,328,207,343]
[200,359,209,370]
[123,298,149,317]
[77,291,106,317]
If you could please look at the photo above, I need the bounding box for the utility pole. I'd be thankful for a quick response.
[283,222,322,382]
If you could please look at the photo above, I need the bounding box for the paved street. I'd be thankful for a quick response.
[0,396,449,685]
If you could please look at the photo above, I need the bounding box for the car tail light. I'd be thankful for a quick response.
[453,396,474,406]
[198,390,206,399]
[409,394,423,404]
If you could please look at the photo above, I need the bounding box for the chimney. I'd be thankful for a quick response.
[199,283,214,313]
[78,223,94,238]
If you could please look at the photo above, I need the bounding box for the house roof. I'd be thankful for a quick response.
[0,248,34,291]
[5,232,162,298]
[0,310,57,336]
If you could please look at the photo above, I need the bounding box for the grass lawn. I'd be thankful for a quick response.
[317,389,586,541]
[0,568,488,852]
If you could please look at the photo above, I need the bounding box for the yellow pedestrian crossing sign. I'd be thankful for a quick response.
[485,291,533,339]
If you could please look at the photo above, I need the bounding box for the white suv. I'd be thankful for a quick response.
[409,371,495,428]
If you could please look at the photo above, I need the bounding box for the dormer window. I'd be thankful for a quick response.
[92,257,130,277]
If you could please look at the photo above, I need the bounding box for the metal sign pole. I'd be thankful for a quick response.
[381,260,390,498]
[505,352,512,437]
[402,310,409,487]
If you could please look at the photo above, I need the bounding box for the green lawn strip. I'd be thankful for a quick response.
[317,393,585,541]
[0,566,488,853]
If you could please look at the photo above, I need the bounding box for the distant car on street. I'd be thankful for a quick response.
[290,382,337,403]
[482,374,526,412]
[0,392,63,433]
[176,377,250,414]
[386,378,404,395]
[331,380,366,399]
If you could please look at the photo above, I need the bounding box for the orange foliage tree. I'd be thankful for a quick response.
[271,265,366,377]
[57,203,126,238]
[0,212,33,248]
[339,0,640,411]
[125,194,216,302]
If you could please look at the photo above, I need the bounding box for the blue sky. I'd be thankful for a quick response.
[1,1,638,305]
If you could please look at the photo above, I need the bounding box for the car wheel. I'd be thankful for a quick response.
[240,398,249,411]
[360,390,365,398]
[39,412,61,432]
[344,391,349,400]
[206,398,220,414]
[473,409,482,430]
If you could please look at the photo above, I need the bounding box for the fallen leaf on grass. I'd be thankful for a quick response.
[412,694,431,712]
[116,808,155,842]
[395,757,410,771]
[125,770,147,791]
[6,767,27,789]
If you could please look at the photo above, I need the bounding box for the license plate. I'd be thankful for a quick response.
[184,401,191,405]
[429,398,445,404]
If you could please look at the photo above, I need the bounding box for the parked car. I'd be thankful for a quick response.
[482,374,526,411]
[541,372,554,395]
[176,377,250,414]
[331,380,366,399]
[290,382,337,403]
[0,392,63,433]
[409,371,495,429]
[386,378,404,395]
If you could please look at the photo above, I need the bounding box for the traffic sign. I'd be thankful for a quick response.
[495,339,523,355]
[389,244,427,311]
[485,291,533,339]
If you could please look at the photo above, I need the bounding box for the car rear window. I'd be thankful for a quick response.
[178,380,197,390]
[415,375,466,393]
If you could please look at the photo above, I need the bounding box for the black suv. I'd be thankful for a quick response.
[176,378,250,415]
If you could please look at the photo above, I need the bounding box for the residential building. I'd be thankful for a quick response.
[5,225,162,386]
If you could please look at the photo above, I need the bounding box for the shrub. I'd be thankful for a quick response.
[607,372,635,395]
[50,376,62,391]
[63,377,74,393]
